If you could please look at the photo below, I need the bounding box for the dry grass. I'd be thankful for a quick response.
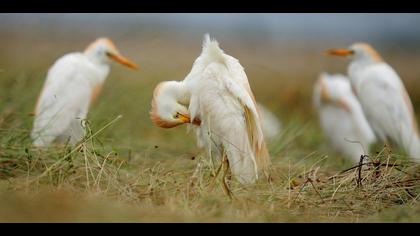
[1,118,419,222]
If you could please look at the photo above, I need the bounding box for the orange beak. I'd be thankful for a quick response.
[107,52,139,70]
[177,113,191,123]
[326,48,354,56]
[178,113,201,126]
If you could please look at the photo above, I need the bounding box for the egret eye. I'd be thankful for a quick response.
[174,113,179,119]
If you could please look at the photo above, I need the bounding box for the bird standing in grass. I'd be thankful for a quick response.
[313,73,376,163]
[31,38,138,147]
[150,34,270,185]
[327,43,420,159]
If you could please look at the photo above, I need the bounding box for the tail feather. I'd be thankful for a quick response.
[244,106,271,177]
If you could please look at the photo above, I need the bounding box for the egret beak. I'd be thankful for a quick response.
[178,113,201,126]
[107,52,139,70]
[326,48,354,56]
[177,113,191,123]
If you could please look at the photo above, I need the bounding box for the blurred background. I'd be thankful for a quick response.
[1,13,420,157]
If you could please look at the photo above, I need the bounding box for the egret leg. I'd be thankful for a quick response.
[221,154,233,199]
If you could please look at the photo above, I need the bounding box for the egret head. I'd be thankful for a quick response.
[150,81,200,128]
[326,42,382,63]
[84,37,138,69]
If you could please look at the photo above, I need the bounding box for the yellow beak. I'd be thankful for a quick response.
[326,48,354,56]
[177,113,191,123]
[178,113,201,126]
[107,52,139,70]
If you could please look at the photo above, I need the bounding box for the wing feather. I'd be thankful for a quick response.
[356,63,420,157]
[223,56,270,172]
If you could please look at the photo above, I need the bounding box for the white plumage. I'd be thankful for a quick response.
[314,73,376,163]
[150,34,270,184]
[31,38,138,147]
[257,103,282,140]
[328,43,420,159]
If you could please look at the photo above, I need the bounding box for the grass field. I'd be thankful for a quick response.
[1,35,420,222]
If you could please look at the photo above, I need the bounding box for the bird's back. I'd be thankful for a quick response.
[32,53,109,147]
[318,104,372,162]
[189,62,259,183]
[352,63,420,158]
[185,35,270,183]
[315,74,376,162]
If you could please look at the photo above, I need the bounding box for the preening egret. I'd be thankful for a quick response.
[150,34,270,184]
[328,43,420,159]
[31,38,138,147]
[313,73,376,163]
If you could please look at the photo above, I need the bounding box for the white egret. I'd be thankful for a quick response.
[313,73,376,163]
[31,38,138,147]
[150,34,270,184]
[328,43,420,159]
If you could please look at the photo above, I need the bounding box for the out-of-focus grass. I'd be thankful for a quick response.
[1,36,420,222]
